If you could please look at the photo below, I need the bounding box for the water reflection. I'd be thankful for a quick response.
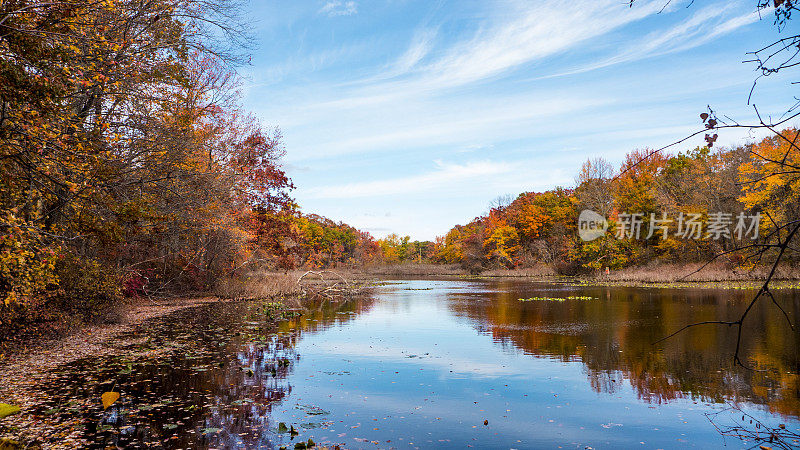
[446,280,800,417]
[34,297,375,448]
[29,280,800,449]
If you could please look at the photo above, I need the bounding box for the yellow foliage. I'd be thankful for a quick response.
[739,128,800,224]
[484,225,520,263]
[101,391,120,410]
[0,213,58,306]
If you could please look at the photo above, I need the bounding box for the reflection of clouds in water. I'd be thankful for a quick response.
[376,280,509,296]
[307,390,616,445]
[310,341,520,378]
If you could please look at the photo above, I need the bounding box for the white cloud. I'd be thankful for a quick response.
[413,0,665,88]
[266,0,674,133]
[312,341,519,377]
[302,160,513,199]
[538,4,761,79]
[245,0,774,239]
[281,93,610,161]
[384,28,438,77]
[319,0,357,17]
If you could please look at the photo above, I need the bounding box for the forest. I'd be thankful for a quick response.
[2,1,800,449]
[0,0,795,333]
[0,0,391,333]
[425,134,796,274]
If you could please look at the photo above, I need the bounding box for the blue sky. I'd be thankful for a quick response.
[240,0,793,240]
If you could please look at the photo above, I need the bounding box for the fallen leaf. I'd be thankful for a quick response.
[0,404,20,419]
[101,392,120,410]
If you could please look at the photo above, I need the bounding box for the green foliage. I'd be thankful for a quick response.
[288,214,380,268]
[569,232,639,270]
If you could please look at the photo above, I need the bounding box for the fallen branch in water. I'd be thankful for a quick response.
[297,270,350,286]
[705,405,800,450]
[296,270,364,300]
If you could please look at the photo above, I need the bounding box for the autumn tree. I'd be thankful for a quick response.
[574,157,614,217]
[0,0,293,326]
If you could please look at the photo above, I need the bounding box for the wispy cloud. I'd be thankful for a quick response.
[245,0,773,239]
[539,4,762,79]
[385,28,438,77]
[277,0,670,122]
[282,93,610,160]
[319,0,357,17]
[411,0,665,88]
[303,160,513,199]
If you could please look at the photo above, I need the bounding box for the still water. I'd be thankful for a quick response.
[41,279,800,448]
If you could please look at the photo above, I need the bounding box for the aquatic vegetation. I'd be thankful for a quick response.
[518,296,595,302]
[2,280,797,449]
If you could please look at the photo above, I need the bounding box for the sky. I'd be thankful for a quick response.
[240,0,795,241]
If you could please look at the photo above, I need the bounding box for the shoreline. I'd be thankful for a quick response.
[2,265,794,365]
[350,262,800,287]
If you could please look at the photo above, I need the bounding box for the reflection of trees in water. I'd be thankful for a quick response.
[200,296,377,448]
[277,294,377,335]
[447,283,800,417]
[190,297,375,448]
[200,332,298,449]
[32,298,376,448]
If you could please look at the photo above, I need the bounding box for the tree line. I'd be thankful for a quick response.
[425,131,798,274]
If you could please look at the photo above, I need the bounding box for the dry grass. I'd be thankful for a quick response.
[482,265,558,277]
[213,270,303,299]
[213,269,368,305]
[356,262,464,276]
[600,262,800,283]
[215,262,800,294]
[351,262,800,283]
[480,262,800,282]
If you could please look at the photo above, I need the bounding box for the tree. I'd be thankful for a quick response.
[574,157,614,217]
[0,0,293,324]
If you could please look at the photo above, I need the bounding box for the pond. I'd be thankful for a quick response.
[35,279,800,448]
